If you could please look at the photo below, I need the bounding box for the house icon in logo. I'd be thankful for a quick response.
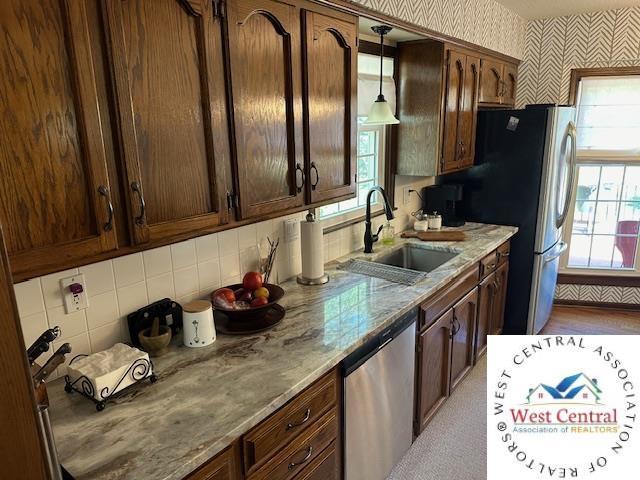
[526,373,602,405]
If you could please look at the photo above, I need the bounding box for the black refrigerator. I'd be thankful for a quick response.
[444,105,576,335]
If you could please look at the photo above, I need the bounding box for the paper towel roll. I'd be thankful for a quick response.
[300,216,325,280]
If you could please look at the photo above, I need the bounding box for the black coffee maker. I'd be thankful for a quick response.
[422,184,465,227]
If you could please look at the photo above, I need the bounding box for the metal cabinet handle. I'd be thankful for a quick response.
[131,182,146,226]
[451,316,461,336]
[295,163,305,193]
[286,408,311,430]
[288,445,313,470]
[310,162,319,190]
[497,251,510,259]
[97,186,114,232]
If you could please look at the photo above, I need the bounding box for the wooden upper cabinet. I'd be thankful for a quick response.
[227,0,305,220]
[502,63,518,106]
[0,0,118,277]
[302,9,358,204]
[458,55,480,168]
[105,0,230,245]
[449,287,478,392]
[479,58,518,106]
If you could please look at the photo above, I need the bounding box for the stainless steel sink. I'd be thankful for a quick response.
[373,245,458,273]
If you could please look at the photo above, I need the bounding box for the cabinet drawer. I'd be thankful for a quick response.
[185,442,240,480]
[243,370,337,474]
[497,241,511,266]
[294,441,338,480]
[480,251,498,278]
[419,264,479,331]
[248,409,338,480]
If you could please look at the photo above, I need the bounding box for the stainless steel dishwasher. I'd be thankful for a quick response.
[343,310,416,480]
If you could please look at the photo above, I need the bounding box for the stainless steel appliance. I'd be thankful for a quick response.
[343,311,416,480]
[448,105,576,334]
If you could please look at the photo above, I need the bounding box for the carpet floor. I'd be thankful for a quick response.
[387,356,487,480]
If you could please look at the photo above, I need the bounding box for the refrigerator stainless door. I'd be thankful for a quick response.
[527,240,568,334]
[534,107,577,254]
[344,321,416,480]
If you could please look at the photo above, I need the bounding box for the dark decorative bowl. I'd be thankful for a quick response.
[211,283,285,322]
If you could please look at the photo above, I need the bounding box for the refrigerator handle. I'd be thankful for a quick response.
[556,121,577,229]
[544,241,568,264]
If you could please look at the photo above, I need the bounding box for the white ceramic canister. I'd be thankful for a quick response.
[182,300,216,348]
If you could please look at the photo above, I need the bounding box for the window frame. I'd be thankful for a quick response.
[560,68,640,277]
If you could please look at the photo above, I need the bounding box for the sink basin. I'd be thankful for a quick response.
[374,245,458,273]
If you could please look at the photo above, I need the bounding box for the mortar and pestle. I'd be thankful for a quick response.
[138,317,172,357]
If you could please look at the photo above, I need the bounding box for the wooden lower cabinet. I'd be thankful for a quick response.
[492,261,509,335]
[449,288,478,392]
[475,271,496,360]
[185,443,242,480]
[295,441,339,480]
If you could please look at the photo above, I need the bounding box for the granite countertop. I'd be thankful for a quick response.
[48,222,517,480]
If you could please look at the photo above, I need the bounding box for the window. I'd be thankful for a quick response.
[318,53,395,223]
[562,74,640,274]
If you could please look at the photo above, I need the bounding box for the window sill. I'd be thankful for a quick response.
[322,208,394,235]
[558,271,640,287]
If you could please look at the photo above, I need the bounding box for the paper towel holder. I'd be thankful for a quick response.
[297,211,330,286]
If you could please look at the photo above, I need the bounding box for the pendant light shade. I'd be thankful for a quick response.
[364,25,399,126]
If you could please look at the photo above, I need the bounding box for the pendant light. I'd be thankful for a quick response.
[364,25,399,125]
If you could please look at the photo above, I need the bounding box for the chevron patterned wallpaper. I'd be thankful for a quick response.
[349,0,526,58]
[517,6,640,106]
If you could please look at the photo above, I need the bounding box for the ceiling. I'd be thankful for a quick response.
[494,0,640,19]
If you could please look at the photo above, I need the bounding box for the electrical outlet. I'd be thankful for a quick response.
[284,218,299,243]
[403,186,412,205]
[61,274,89,314]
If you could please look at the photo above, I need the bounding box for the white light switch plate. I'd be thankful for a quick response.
[61,274,89,314]
[284,219,299,243]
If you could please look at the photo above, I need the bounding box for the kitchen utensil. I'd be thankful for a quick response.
[400,230,466,241]
[263,237,279,284]
[127,298,182,348]
[215,304,285,335]
[297,212,329,285]
[182,300,216,348]
[138,318,172,357]
[211,283,284,322]
[33,342,71,385]
[27,326,61,364]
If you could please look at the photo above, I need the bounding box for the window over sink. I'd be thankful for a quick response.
[562,74,640,274]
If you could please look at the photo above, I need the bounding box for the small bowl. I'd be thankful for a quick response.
[212,283,284,322]
[138,326,172,357]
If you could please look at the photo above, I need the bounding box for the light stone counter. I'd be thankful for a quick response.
[48,222,517,480]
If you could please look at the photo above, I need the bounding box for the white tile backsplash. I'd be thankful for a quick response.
[146,272,176,303]
[218,229,239,256]
[195,233,219,263]
[117,281,148,318]
[85,290,119,330]
[13,278,44,317]
[113,254,145,287]
[19,311,49,347]
[173,265,199,298]
[41,268,78,309]
[79,260,115,296]
[197,259,220,292]
[170,240,197,269]
[220,253,241,283]
[143,246,173,278]
[47,306,87,342]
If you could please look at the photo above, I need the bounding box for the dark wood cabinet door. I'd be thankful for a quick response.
[440,49,466,174]
[458,55,480,169]
[479,58,503,104]
[475,271,496,361]
[0,0,118,277]
[105,0,230,245]
[302,9,357,204]
[416,309,453,434]
[502,63,518,106]
[227,0,305,219]
[450,287,478,392]
[492,261,509,335]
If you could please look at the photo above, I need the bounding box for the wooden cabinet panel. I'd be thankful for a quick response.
[441,50,466,174]
[450,287,478,392]
[416,310,452,434]
[502,63,518,106]
[480,251,498,279]
[479,58,503,104]
[105,0,230,245]
[302,10,357,204]
[492,261,509,335]
[497,240,511,266]
[243,369,337,475]
[458,55,480,169]
[0,0,118,276]
[227,0,304,219]
[185,442,241,480]
[475,271,495,361]
[293,441,338,480]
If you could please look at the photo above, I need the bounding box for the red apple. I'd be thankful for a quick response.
[242,271,263,291]
[212,287,235,304]
[250,296,269,308]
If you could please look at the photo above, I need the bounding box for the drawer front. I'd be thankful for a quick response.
[185,443,239,480]
[480,251,498,278]
[243,370,337,473]
[497,241,511,266]
[249,409,338,480]
[420,264,480,331]
[294,441,338,480]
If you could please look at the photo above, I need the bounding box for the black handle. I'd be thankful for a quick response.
[131,182,146,226]
[310,162,319,190]
[98,186,114,232]
[451,316,461,336]
[295,163,305,193]
[286,408,311,430]
[288,446,313,470]
[27,327,61,364]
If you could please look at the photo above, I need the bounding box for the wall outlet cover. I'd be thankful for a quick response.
[61,274,89,314]
[403,186,412,205]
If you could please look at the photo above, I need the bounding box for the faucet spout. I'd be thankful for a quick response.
[364,186,394,254]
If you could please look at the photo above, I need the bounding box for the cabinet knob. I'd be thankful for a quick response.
[310,162,319,190]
